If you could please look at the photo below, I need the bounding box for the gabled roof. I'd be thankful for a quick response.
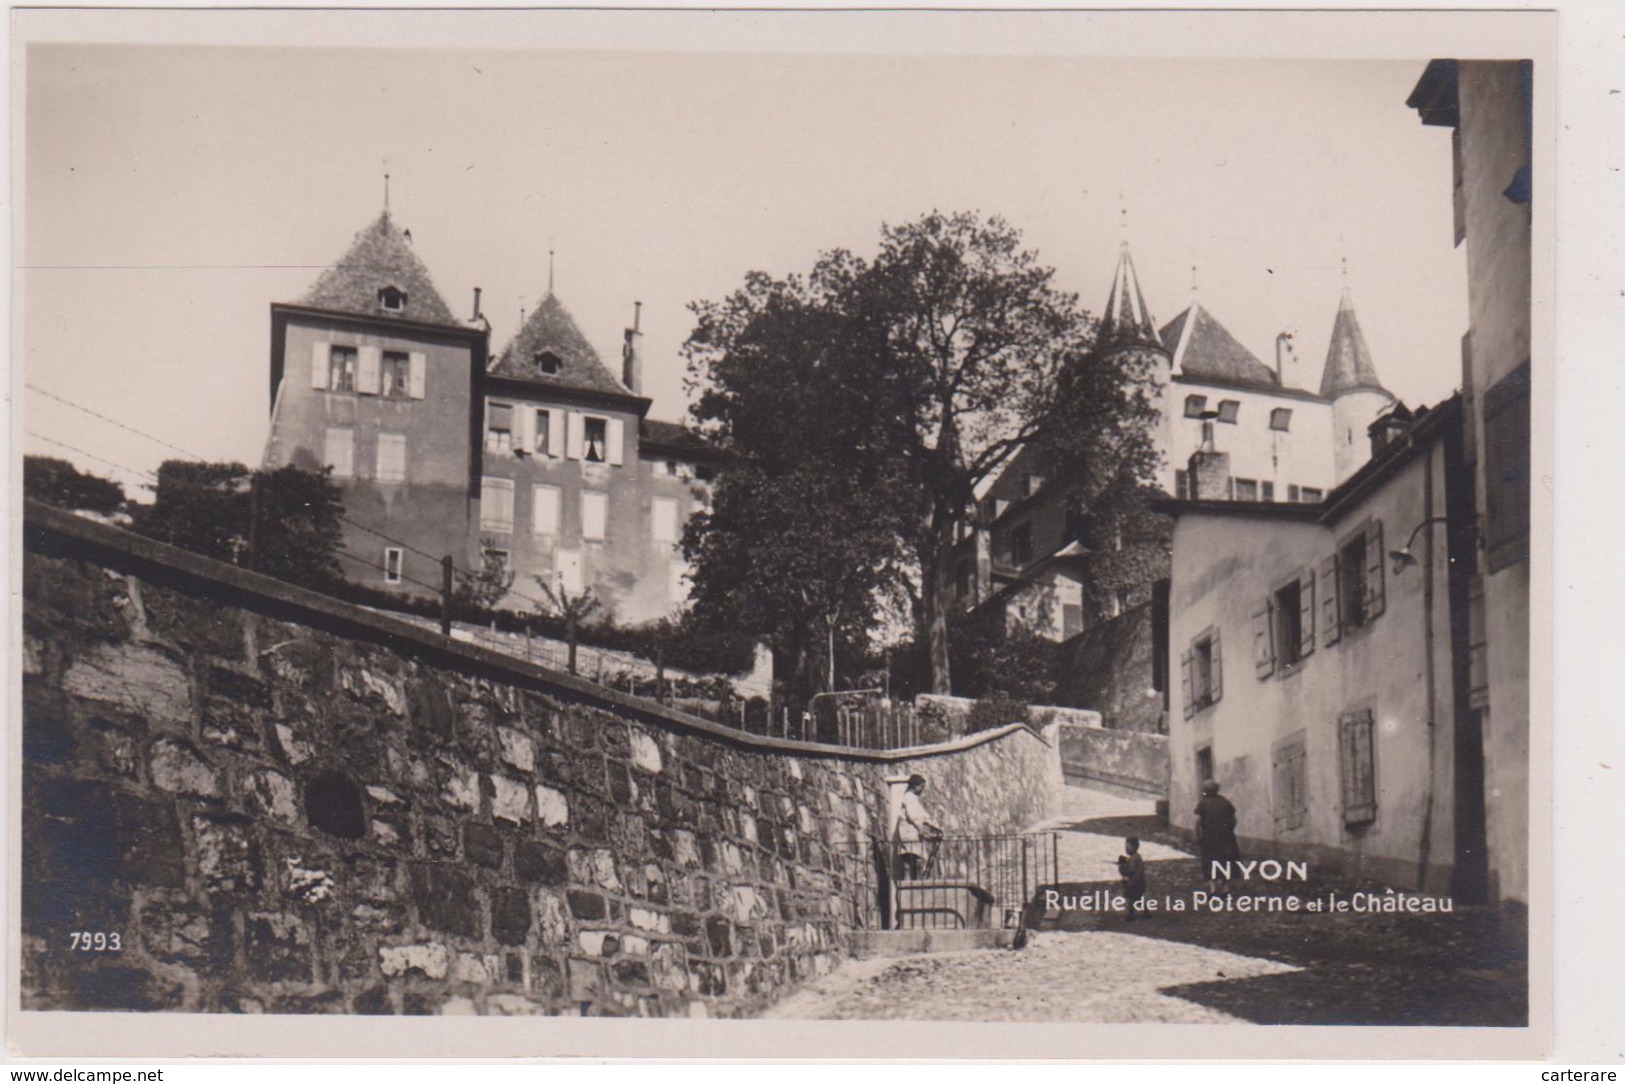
[299,211,461,327]
[1099,242,1164,352]
[1159,302,1280,390]
[490,293,634,398]
[1319,287,1392,399]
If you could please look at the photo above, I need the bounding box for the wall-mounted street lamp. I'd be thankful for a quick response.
[1389,516,1480,574]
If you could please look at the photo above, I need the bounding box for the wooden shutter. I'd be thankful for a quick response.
[358,347,381,394]
[311,342,329,389]
[1209,631,1223,704]
[407,353,427,399]
[607,418,625,466]
[518,406,536,453]
[545,409,565,457]
[1251,605,1275,678]
[1340,710,1377,824]
[1180,650,1194,719]
[566,412,585,460]
[1319,555,1341,646]
[532,484,560,536]
[1297,568,1316,658]
[1364,519,1385,619]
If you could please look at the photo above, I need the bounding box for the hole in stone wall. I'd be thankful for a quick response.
[304,771,366,840]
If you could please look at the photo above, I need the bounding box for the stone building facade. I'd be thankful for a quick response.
[263,212,722,627]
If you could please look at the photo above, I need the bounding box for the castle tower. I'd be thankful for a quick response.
[1099,241,1175,491]
[1320,286,1395,484]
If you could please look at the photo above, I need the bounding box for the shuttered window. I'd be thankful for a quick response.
[357,347,381,395]
[1319,555,1342,646]
[381,352,411,399]
[324,427,354,478]
[1181,627,1222,717]
[1483,361,1531,572]
[486,403,513,453]
[1339,709,1377,825]
[1272,732,1309,832]
[328,347,358,393]
[532,484,560,536]
[651,496,679,544]
[582,491,608,541]
[376,433,406,483]
[480,477,514,533]
[1337,519,1386,629]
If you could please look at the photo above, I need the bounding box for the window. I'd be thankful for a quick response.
[329,347,358,392]
[1301,487,1324,503]
[376,433,407,483]
[1272,731,1309,832]
[1115,587,1131,613]
[377,286,408,312]
[1174,469,1189,499]
[583,417,608,463]
[653,459,676,478]
[480,477,514,533]
[1023,473,1045,497]
[555,549,583,595]
[383,547,403,585]
[486,403,513,453]
[1063,603,1083,639]
[535,351,562,376]
[1483,362,1531,572]
[482,548,510,584]
[1195,745,1215,784]
[1216,400,1240,424]
[1335,520,1386,631]
[1261,481,1275,502]
[1234,478,1258,501]
[1184,395,1208,418]
[532,484,560,536]
[533,410,552,455]
[582,491,607,541]
[1288,484,1301,502]
[1270,408,1293,432]
[1253,569,1315,678]
[1009,523,1033,566]
[651,496,678,544]
[1180,627,1222,717]
[1339,709,1377,825]
[324,427,354,478]
[381,352,412,399]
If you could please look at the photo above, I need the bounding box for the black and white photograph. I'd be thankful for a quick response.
[9,7,1551,1059]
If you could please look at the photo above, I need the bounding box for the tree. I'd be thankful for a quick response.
[684,268,913,705]
[534,575,602,676]
[130,460,344,589]
[454,542,517,612]
[23,456,126,515]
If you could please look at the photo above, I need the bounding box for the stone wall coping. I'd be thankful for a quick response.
[25,499,1050,764]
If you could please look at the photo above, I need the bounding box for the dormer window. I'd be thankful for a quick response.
[535,352,562,376]
[378,286,408,312]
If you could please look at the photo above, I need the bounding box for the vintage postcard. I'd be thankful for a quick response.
[8,7,1553,1060]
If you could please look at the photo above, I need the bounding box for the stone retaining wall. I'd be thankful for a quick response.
[20,503,1060,1018]
[1057,722,1169,797]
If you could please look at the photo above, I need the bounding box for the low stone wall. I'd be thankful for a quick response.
[915,694,1102,738]
[1057,722,1169,797]
[20,503,1060,1018]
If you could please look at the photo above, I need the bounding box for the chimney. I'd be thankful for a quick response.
[471,287,483,322]
[622,301,644,395]
[1275,330,1302,388]
[1188,411,1231,499]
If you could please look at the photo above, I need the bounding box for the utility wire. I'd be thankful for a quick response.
[26,383,209,462]
[24,430,159,484]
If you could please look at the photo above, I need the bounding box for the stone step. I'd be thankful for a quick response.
[848,929,1018,957]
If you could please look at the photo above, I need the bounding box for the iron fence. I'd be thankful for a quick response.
[839,832,1060,932]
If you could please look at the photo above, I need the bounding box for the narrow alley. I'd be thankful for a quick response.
[768,785,1526,1026]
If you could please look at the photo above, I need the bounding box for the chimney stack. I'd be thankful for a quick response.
[1275,331,1299,388]
[1188,410,1231,499]
[622,301,644,395]
[471,287,483,322]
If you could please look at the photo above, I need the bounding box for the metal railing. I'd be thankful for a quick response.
[839,832,1060,932]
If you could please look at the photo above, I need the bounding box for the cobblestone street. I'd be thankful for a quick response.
[768,784,1527,1025]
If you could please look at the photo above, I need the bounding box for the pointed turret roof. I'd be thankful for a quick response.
[1319,287,1391,398]
[1099,242,1164,352]
[1158,302,1280,389]
[490,292,634,398]
[298,211,460,326]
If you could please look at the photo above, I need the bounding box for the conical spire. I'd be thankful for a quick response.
[299,210,460,326]
[1099,241,1163,351]
[1319,286,1390,398]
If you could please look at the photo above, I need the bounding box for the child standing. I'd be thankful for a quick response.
[1117,836,1148,922]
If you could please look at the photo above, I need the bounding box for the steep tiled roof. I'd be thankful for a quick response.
[1319,288,1391,398]
[299,211,461,327]
[1159,302,1280,389]
[490,293,632,397]
[1099,242,1164,352]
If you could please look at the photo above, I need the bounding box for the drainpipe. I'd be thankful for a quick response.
[1415,444,1439,891]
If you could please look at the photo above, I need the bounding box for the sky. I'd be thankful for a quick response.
[18,21,1469,496]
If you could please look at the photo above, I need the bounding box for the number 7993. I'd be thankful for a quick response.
[69,931,122,952]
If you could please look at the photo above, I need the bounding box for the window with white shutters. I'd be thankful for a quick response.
[328,347,358,393]
[1336,519,1385,630]
[381,352,411,399]
[651,496,678,544]
[324,427,354,478]
[480,477,514,533]
[376,433,407,483]
[582,491,607,541]
[486,403,513,453]
[583,417,609,463]
[532,484,560,536]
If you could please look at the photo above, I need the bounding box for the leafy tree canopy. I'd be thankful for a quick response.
[23,456,126,515]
